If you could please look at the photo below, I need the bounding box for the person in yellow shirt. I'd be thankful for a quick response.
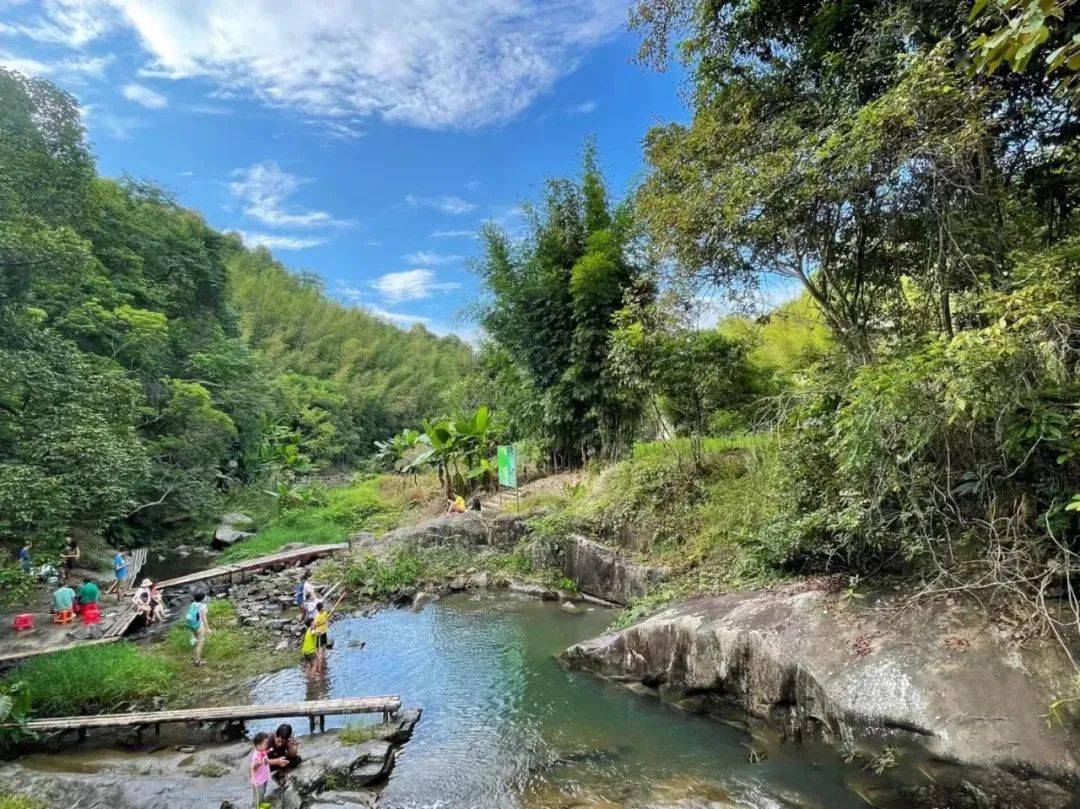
[300,617,320,677]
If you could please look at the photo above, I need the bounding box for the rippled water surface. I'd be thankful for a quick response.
[251,593,876,808]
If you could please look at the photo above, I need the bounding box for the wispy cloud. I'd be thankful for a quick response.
[79,102,143,140]
[335,282,433,326]
[567,100,597,115]
[372,269,461,302]
[229,160,347,229]
[236,231,326,251]
[405,194,476,215]
[0,48,112,80]
[13,1,626,130]
[122,82,167,108]
[403,251,461,266]
[430,229,476,239]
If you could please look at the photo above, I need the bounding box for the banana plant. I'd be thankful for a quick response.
[400,405,494,498]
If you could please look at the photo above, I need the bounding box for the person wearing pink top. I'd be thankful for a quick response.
[250,732,273,808]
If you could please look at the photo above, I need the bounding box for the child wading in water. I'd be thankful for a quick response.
[300,616,320,677]
[250,731,273,808]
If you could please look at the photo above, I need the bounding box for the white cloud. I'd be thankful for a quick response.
[568,100,597,114]
[6,0,113,47]
[229,161,346,229]
[122,82,167,108]
[0,48,112,80]
[403,251,461,266]
[236,231,326,251]
[430,229,476,239]
[405,195,476,215]
[17,0,626,129]
[372,269,461,302]
[362,306,432,327]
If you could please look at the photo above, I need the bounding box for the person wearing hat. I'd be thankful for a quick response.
[133,578,155,621]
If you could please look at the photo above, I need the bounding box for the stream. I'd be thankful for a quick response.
[250,592,886,809]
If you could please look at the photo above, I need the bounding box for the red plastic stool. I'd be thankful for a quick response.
[53,609,73,624]
[12,613,34,631]
[81,602,101,625]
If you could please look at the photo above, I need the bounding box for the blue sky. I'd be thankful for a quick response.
[0,0,693,339]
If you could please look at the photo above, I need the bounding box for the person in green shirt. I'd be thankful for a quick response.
[77,578,100,607]
[52,583,75,613]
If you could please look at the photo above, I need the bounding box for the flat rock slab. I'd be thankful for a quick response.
[561,583,1080,807]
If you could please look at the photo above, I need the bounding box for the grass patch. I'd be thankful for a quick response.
[219,474,439,563]
[0,796,46,809]
[156,599,299,702]
[9,643,176,717]
[339,722,382,745]
[5,599,298,719]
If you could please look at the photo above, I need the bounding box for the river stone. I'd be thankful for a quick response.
[220,512,254,528]
[377,511,527,551]
[561,582,1080,808]
[211,525,254,549]
[411,591,438,611]
[508,579,558,600]
[560,600,583,614]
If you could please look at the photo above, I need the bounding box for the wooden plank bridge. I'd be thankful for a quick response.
[155,542,349,589]
[1,695,401,739]
[0,543,350,666]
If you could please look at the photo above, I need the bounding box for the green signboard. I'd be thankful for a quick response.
[497,444,517,488]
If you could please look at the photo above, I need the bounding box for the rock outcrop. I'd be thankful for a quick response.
[561,582,1080,808]
[372,511,527,551]
[532,533,667,605]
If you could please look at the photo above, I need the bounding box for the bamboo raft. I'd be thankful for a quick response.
[1,695,401,739]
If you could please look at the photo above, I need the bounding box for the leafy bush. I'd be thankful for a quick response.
[0,795,45,809]
[0,565,35,609]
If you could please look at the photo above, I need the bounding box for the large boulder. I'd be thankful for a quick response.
[560,534,665,605]
[561,583,1080,807]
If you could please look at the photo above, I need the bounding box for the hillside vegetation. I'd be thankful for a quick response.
[0,68,472,564]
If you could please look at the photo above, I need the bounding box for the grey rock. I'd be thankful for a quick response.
[561,583,1080,807]
[560,534,665,606]
[448,575,467,591]
[560,600,583,614]
[469,571,489,589]
[220,512,254,528]
[211,525,254,549]
[508,579,557,600]
[411,591,438,612]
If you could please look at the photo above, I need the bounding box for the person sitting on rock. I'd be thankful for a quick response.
[148,581,167,622]
[133,578,154,621]
[268,723,302,785]
[445,494,466,515]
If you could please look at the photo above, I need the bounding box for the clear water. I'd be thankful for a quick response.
[251,593,880,809]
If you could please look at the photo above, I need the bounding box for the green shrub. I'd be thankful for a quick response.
[0,795,46,809]
[0,565,35,609]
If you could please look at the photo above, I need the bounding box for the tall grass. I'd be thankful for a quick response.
[10,643,175,717]
[219,474,438,562]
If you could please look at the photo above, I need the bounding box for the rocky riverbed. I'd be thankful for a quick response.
[0,709,421,809]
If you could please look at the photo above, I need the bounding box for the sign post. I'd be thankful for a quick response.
[497,444,518,509]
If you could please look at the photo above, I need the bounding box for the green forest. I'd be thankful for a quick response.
[0,68,472,560]
[3,0,1080,634]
